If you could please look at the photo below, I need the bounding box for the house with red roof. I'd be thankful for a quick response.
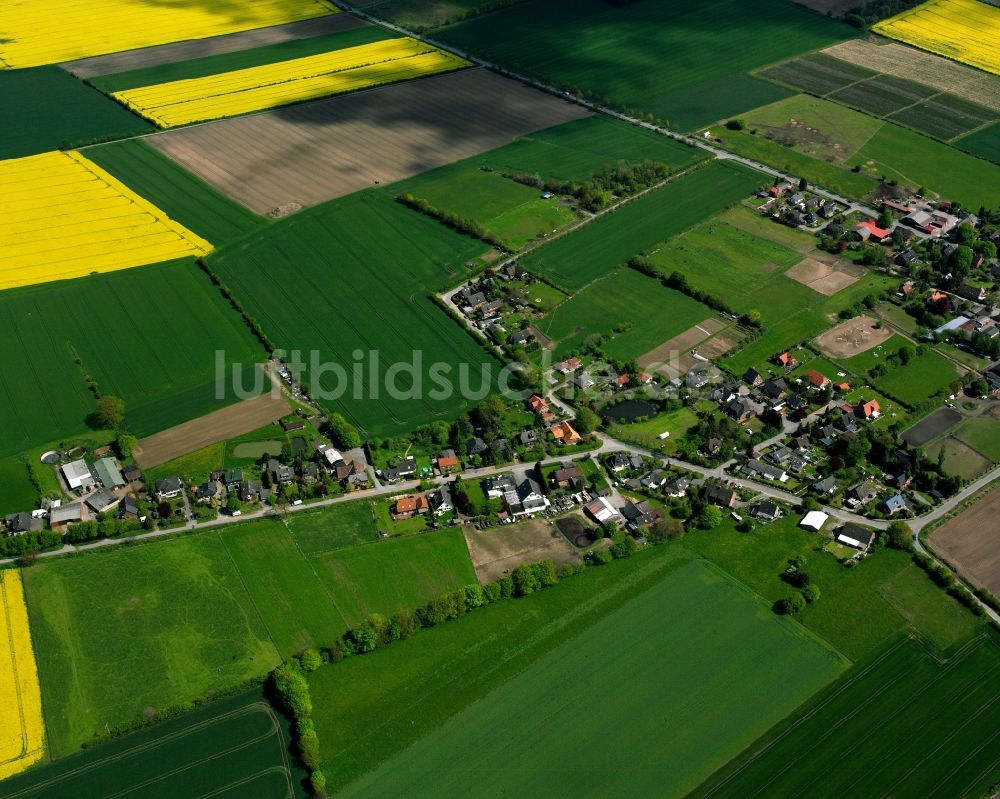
[853,219,890,243]
[856,399,881,420]
[804,370,831,390]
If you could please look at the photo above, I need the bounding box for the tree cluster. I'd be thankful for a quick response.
[270,657,327,796]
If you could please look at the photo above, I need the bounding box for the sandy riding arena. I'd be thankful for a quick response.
[814,314,894,359]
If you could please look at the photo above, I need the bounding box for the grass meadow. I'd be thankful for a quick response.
[538,268,713,359]
[691,633,1000,799]
[871,348,959,405]
[208,191,500,438]
[955,417,1000,462]
[284,500,380,554]
[340,560,846,799]
[0,66,151,160]
[84,139,264,244]
[521,161,765,290]
[439,0,849,129]
[0,457,36,517]
[311,529,476,627]
[956,121,1000,164]
[0,259,265,459]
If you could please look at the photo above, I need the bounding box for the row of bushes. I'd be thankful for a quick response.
[912,552,985,616]
[271,656,327,796]
[64,517,146,544]
[198,260,275,353]
[396,193,508,251]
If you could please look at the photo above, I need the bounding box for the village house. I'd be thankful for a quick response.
[856,400,881,421]
[4,512,43,534]
[754,501,782,522]
[743,459,788,483]
[429,484,453,516]
[812,476,838,495]
[836,523,876,551]
[505,478,549,517]
[554,357,582,375]
[775,352,798,370]
[585,496,621,525]
[155,477,183,500]
[742,367,763,387]
[268,459,295,486]
[552,465,584,491]
[436,450,460,473]
[704,484,738,508]
[551,421,581,445]
[393,494,430,519]
[846,482,878,507]
[666,476,690,498]
[804,370,831,391]
[49,503,84,528]
[882,494,908,515]
[622,500,661,531]
[640,471,668,490]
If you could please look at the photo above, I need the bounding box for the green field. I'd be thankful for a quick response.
[956,121,1000,164]
[847,123,1000,209]
[0,66,151,159]
[22,535,281,757]
[144,441,226,486]
[394,167,577,249]
[0,259,265,459]
[339,560,846,798]
[691,633,1000,799]
[462,115,710,183]
[645,215,815,326]
[89,25,394,93]
[0,456,37,517]
[872,349,959,406]
[606,406,700,452]
[208,190,500,437]
[439,0,850,130]
[285,500,379,555]
[837,333,910,374]
[84,139,264,243]
[311,529,476,627]
[0,689,307,799]
[708,124,877,199]
[954,417,1000,462]
[683,518,980,660]
[218,520,349,653]
[925,437,991,480]
[538,268,714,359]
[364,0,502,29]
[521,161,765,290]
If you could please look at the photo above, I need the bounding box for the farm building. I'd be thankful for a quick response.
[800,511,829,532]
[49,503,84,528]
[62,459,95,491]
[835,523,876,551]
[586,497,621,524]
[92,457,125,489]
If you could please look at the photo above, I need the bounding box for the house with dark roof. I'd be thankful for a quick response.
[484,473,517,498]
[812,476,838,495]
[622,500,660,530]
[155,477,183,499]
[467,437,488,456]
[704,485,737,508]
[882,494,908,514]
[4,512,42,534]
[268,459,295,486]
[666,476,690,498]
[846,482,878,506]
[753,501,781,522]
[836,523,876,551]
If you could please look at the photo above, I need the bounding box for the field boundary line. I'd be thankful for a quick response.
[279,515,352,632]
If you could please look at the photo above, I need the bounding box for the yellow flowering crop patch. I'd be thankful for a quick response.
[873,0,1000,76]
[0,151,211,290]
[113,37,470,127]
[0,570,45,780]
[0,0,336,69]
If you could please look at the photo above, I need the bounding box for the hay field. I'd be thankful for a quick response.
[0,0,335,69]
[150,68,589,213]
[0,571,45,780]
[0,151,211,290]
[115,37,469,127]
[873,0,1000,75]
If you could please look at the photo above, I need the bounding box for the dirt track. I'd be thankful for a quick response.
[61,15,362,77]
[135,392,290,468]
[148,68,591,214]
[932,488,1000,595]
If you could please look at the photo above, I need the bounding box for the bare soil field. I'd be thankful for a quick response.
[786,257,861,296]
[901,407,962,446]
[814,314,893,359]
[823,40,1000,114]
[698,329,745,360]
[134,392,290,468]
[638,318,724,370]
[61,15,361,78]
[931,488,1000,595]
[148,68,590,214]
[463,519,580,583]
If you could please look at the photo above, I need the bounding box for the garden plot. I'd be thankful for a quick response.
[149,69,589,214]
[785,257,863,296]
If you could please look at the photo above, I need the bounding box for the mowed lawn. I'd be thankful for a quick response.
[339,560,847,799]
[311,529,476,627]
[218,521,349,655]
[0,66,151,160]
[284,499,380,554]
[954,416,1000,461]
[84,139,264,244]
[539,268,713,359]
[872,348,959,405]
[209,191,500,438]
[468,115,709,183]
[21,536,281,757]
[439,0,848,129]
[691,634,1000,799]
[0,456,36,517]
[0,259,266,459]
[522,161,765,290]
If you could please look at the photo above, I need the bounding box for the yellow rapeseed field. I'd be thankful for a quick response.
[0,570,45,780]
[0,151,211,290]
[0,0,336,69]
[114,37,471,127]
[873,0,1000,76]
